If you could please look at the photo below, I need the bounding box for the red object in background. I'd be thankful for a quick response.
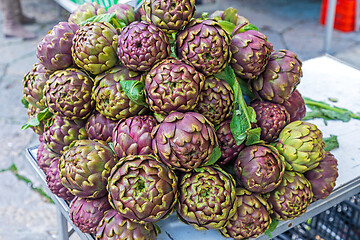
[320,0,356,32]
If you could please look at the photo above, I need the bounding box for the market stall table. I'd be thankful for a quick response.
[25,55,360,240]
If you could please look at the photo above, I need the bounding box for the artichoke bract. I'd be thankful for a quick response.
[69,196,112,234]
[72,21,118,75]
[250,99,290,143]
[145,58,205,116]
[230,30,273,81]
[176,165,237,230]
[107,3,135,25]
[219,188,272,239]
[92,65,148,121]
[176,19,231,76]
[276,121,325,173]
[85,112,117,143]
[143,0,196,34]
[152,112,218,172]
[43,115,88,154]
[37,22,79,71]
[251,49,302,104]
[23,62,52,109]
[108,155,178,223]
[194,76,234,126]
[112,115,158,160]
[117,21,170,72]
[266,171,313,221]
[37,140,60,173]
[280,89,306,122]
[96,209,158,240]
[44,68,94,120]
[59,139,117,199]
[235,144,285,193]
[210,7,249,27]
[68,2,106,25]
[216,120,245,165]
[46,158,74,201]
[304,152,338,201]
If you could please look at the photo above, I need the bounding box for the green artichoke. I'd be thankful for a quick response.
[194,76,234,126]
[107,3,135,25]
[304,151,338,200]
[117,21,170,72]
[219,188,272,239]
[143,0,196,34]
[43,115,88,154]
[96,209,158,240]
[280,89,306,122]
[266,171,313,221]
[176,19,231,76]
[44,68,94,120]
[152,112,218,172]
[92,65,148,120]
[68,2,106,25]
[275,121,325,173]
[145,58,205,116]
[251,49,302,104]
[85,112,117,143]
[59,139,117,199]
[235,144,285,193]
[108,154,178,223]
[72,21,118,75]
[176,165,237,230]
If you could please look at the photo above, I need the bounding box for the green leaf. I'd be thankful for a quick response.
[108,142,116,154]
[21,96,29,109]
[21,108,52,130]
[21,117,40,130]
[120,80,148,107]
[204,146,222,166]
[37,108,52,122]
[201,12,209,20]
[80,13,127,29]
[243,23,259,31]
[323,135,339,151]
[217,20,237,36]
[245,127,262,146]
[265,219,279,239]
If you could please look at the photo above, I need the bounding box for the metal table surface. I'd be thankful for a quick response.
[25,55,360,239]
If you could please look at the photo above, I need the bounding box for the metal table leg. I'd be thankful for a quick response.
[324,0,337,53]
[57,208,70,240]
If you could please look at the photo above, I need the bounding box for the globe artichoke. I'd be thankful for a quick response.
[108,154,177,223]
[280,89,306,122]
[46,158,74,201]
[23,62,52,109]
[26,104,46,135]
[92,65,148,121]
[145,58,205,116]
[107,3,135,25]
[43,115,88,154]
[72,21,118,75]
[37,140,60,173]
[235,144,285,193]
[68,2,106,25]
[112,115,158,160]
[85,112,117,143]
[143,0,196,34]
[117,21,170,72]
[96,209,158,240]
[152,112,218,172]
[250,99,290,143]
[219,188,272,239]
[304,152,338,201]
[230,30,273,81]
[176,165,237,230]
[194,76,234,126]
[176,19,231,76]
[275,121,325,173]
[59,139,117,199]
[251,49,302,104]
[216,120,245,166]
[266,171,313,221]
[44,68,94,120]
[69,196,112,234]
[210,7,249,27]
[37,22,79,71]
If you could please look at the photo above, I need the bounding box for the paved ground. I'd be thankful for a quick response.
[0,0,359,239]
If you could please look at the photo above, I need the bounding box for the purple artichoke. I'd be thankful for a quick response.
[112,115,158,160]
[37,140,60,173]
[85,112,117,143]
[152,112,218,172]
[304,152,338,201]
[37,22,79,71]
[117,21,170,72]
[280,89,306,122]
[176,19,231,76]
[69,196,112,234]
[68,2,106,25]
[235,144,285,193]
[107,3,135,25]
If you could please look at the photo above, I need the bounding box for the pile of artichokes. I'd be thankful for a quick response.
[22,1,339,239]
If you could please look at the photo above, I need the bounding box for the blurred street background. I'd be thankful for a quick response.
[0,0,359,239]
